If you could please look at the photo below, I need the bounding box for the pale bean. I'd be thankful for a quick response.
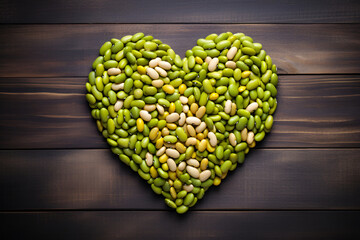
[205,56,212,64]
[156,146,166,156]
[186,166,200,178]
[241,128,248,141]
[185,137,197,146]
[199,170,211,182]
[195,122,206,133]
[166,148,180,159]
[186,116,201,125]
[146,67,159,79]
[107,68,121,76]
[166,113,180,123]
[179,113,186,126]
[183,184,194,192]
[111,83,124,91]
[196,106,206,119]
[143,104,156,112]
[152,79,164,88]
[145,152,153,167]
[225,61,236,69]
[155,66,167,77]
[114,100,124,111]
[178,161,186,171]
[186,159,200,168]
[229,133,237,147]
[179,96,188,104]
[167,158,177,172]
[247,131,254,144]
[156,104,165,115]
[183,104,189,113]
[208,132,217,147]
[149,57,161,68]
[246,102,259,113]
[140,110,152,121]
[186,125,196,137]
[158,61,172,70]
[208,57,219,72]
[226,46,238,60]
[224,100,232,114]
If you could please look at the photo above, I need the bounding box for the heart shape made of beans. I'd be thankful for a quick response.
[86,32,278,214]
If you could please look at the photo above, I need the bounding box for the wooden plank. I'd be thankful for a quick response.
[0,24,360,77]
[1,0,360,23]
[1,75,359,149]
[1,211,360,239]
[1,149,359,210]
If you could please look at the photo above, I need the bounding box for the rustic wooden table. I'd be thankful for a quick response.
[1,0,360,239]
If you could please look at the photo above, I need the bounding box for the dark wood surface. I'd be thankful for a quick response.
[1,0,360,239]
[1,0,360,23]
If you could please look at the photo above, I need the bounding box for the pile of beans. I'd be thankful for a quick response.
[86,32,278,214]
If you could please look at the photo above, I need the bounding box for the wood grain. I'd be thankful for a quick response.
[1,75,359,149]
[2,211,360,240]
[1,149,359,210]
[0,24,360,77]
[1,0,360,24]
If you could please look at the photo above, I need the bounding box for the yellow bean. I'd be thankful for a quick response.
[242,70,251,78]
[137,118,144,132]
[156,137,164,149]
[162,84,175,94]
[238,86,246,93]
[168,102,176,113]
[162,163,169,171]
[179,84,187,94]
[213,177,221,186]
[159,154,168,164]
[209,92,219,100]
[137,66,146,75]
[150,166,158,178]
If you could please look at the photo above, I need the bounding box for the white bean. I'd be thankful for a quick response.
[229,133,237,147]
[167,158,177,172]
[186,166,200,178]
[114,100,124,111]
[186,116,201,125]
[166,148,180,159]
[246,102,259,113]
[247,131,254,144]
[155,66,167,77]
[208,132,217,147]
[146,67,159,80]
[224,100,232,114]
[178,161,186,171]
[199,170,211,182]
[158,61,172,70]
[139,110,151,121]
[107,68,121,76]
[208,57,219,72]
[166,113,180,123]
[226,46,238,60]
[145,152,153,167]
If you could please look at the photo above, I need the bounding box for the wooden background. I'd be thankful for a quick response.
[1,0,360,239]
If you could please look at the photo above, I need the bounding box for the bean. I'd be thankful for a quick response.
[146,67,159,79]
[88,32,278,214]
[208,57,219,72]
[166,149,180,159]
[186,166,200,178]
